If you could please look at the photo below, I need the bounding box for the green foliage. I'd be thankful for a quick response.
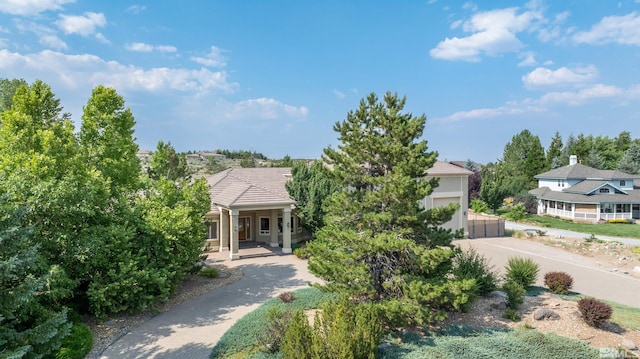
[543,271,573,295]
[50,321,93,359]
[0,204,71,358]
[308,92,474,327]
[0,77,27,112]
[271,154,294,167]
[286,161,340,235]
[583,233,605,244]
[524,214,640,239]
[500,129,548,196]
[451,247,498,297]
[211,287,336,358]
[503,308,521,321]
[502,280,525,310]
[281,297,382,359]
[578,297,612,328]
[505,257,539,289]
[479,163,509,213]
[199,267,219,278]
[148,140,189,181]
[204,158,228,174]
[240,157,257,167]
[293,246,310,259]
[378,326,598,358]
[618,141,640,174]
[217,149,267,160]
[504,203,527,221]
[546,131,564,169]
[257,307,293,354]
[469,199,488,214]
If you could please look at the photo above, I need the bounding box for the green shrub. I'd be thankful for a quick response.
[279,291,295,303]
[503,308,521,321]
[47,321,92,359]
[199,267,219,278]
[281,297,382,359]
[505,256,539,289]
[633,246,640,255]
[470,199,488,214]
[504,203,527,221]
[256,307,293,353]
[452,247,498,296]
[578,297,612,328]
[293,247,310,259]
[544,272,573,295]
[502,280,525,310]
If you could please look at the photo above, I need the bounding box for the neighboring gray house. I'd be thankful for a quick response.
[205,162,473,260]
[530,155,640,223]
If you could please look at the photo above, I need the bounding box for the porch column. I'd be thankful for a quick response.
[282,207,292,254]
[270,209,279,248]
[219,207,229,252]
[230,209,240,260]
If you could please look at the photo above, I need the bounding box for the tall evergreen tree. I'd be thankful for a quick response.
[618,141,640,174]
[500,129,548,195]
[546,131,563,169]
[307,92,474,326]
[0,204,71,358]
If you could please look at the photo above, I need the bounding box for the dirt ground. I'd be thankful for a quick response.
[517,231,640,280]
[442,231,640,353]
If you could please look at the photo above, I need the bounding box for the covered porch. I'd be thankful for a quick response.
[538,199,635,223]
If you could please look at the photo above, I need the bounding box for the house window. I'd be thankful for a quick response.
[620,180,626,187]
[278,216,295,234]
[557,180,565,187]
[259,217,270,235]
[599,188,610,194]
[616,204,630,213]
[602,203,614,213]
[208,220,219,240]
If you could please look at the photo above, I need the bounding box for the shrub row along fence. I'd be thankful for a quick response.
[468,215,505,239]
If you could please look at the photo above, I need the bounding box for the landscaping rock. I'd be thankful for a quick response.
[622,338,637,351]
[633,266,640,273]
[533,308,560,320]
[488,291,508,310]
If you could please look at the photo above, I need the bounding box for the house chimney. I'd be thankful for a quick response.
[569,155,577,165]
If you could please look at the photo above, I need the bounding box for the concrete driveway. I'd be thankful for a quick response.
[100,247,322,359]
[456,237,640,308]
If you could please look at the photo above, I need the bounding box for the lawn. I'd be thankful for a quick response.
[520,215,640,239]
[209,287,632,359]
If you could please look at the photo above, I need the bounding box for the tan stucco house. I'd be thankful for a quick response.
[529,155,640,223]
[205,162,473,260]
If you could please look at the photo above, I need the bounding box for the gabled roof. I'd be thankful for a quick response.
[561,180,627,195]
[530,186,640,204]
[204,168,295,213]
[426,161,474,176]
[535,163,634,180]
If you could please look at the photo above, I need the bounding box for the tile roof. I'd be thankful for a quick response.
[203,168,295,213]
[531,186,640,204]
[427,161,474,176]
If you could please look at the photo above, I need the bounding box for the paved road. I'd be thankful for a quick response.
[456,237,640,308]
[506,220,640,245]
[100,247,322,359]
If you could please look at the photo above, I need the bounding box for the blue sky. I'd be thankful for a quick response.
[0,0,639,163]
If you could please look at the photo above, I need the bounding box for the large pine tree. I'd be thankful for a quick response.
[307,92,474,326]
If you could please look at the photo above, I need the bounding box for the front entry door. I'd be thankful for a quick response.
[238,217,250,240]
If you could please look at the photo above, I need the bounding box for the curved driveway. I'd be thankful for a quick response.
[100,248,321,359]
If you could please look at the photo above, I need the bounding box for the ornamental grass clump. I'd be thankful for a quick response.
[578,297,612,328]
[505,256,539,289]
[544,271,573,295]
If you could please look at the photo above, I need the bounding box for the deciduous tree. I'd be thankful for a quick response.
[149,140,189,181]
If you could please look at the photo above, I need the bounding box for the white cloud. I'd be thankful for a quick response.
[57,12,106,36]
[517,51,537,67]
[0,25,9,33]
[126,5,146,14]
[126,42,177,53]
[0,49,237,93]
[333,89,346,99]
[522,65,598,87]
[39,35,67,50]
[224,98,308,120]
[430,7,543,61]
[190,46,227,67]
[434,83,639,123]
[573,12,640,45]
[0,0,74,15]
